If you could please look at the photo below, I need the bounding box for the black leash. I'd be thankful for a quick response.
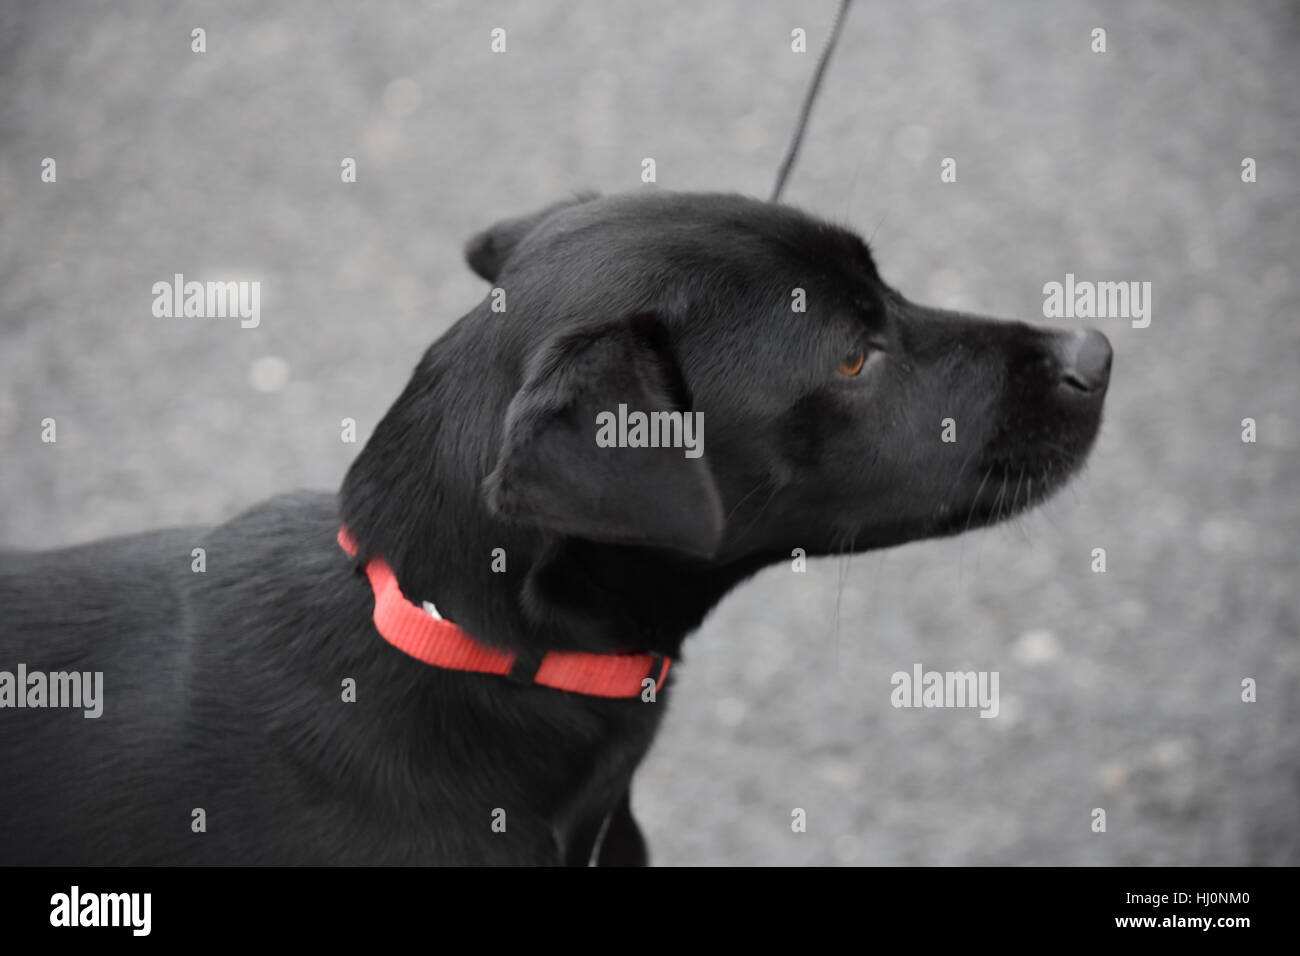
[770,0,854,202]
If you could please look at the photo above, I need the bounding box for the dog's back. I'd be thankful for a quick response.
[0,494,368,863]
[1,525,203,862]
[1,491,648,864]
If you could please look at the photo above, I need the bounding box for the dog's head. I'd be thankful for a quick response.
[468,192,1110,564]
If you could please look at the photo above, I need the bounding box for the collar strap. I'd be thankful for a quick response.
[338,528,671,699]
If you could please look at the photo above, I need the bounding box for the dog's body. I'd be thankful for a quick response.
[1,495,653,864]
[0,192,1111,864]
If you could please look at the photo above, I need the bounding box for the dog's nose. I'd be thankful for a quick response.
[1056,328,1112,394]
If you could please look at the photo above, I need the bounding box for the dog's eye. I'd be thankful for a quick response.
[836,349,866,377]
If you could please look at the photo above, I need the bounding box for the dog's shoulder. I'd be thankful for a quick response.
[0,525,208,655]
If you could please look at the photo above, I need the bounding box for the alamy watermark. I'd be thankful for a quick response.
[152,273,260,328]
[50,886,150,936]
[0,664,103,718]
[1043,273,1151,328]
[890,663,999,718]
[595,404,704,459]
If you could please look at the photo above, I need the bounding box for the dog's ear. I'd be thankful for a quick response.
[485,314,724,557]
[464,194,597,282]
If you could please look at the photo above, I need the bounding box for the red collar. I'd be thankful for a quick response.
[338,528,671,699]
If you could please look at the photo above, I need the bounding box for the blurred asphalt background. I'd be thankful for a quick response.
[1,0,1297,864]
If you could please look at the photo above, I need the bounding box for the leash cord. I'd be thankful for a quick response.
[770,0,854,202]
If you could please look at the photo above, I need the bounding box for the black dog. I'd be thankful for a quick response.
[0,192,1111,865]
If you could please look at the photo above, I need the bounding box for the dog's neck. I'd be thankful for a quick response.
[337,507,745,660]
[338,357,758,659]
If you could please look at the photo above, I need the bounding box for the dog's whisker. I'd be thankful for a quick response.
[939,443,983,521]
[725,475,771,523]
[964,466,994,534]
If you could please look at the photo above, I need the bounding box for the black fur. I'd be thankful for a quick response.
[0,191,1110,864]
